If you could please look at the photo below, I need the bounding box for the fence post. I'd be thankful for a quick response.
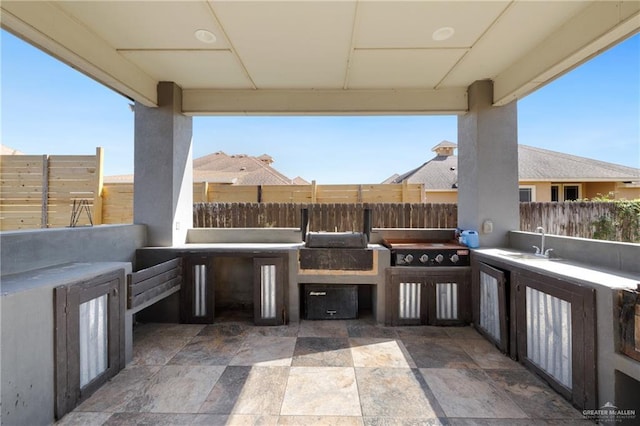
[202,181,209,202]
[93,147,104,225]
[311,180,317,204]
[41,155,49,228]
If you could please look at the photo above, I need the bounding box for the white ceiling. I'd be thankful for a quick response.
[1,1,638,115]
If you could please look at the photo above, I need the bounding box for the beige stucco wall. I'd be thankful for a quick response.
[614,184,640,200]
[427,182,639,203]
[426,191,458,203]
[584,182,616,199]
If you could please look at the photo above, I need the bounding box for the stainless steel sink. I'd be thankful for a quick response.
[497,251,566,262]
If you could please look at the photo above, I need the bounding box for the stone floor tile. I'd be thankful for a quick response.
[281,367,361,416]
[395,326,450,339]
[75,365,161,412]
[199,366,252,414]
[133,323,205,340]
[298,320,349,338]
[420,368,528,419]
[291,337,353,367]
[246,323,300,337]
[202,366,289,415]
[102,412,199,425]
[447,419,593,425]
[278,416,364,425]
[169,335,244,366]
[350,338,415,368]
[402,337,479,369]
[191,414,229,425]
[484,369,585,419]
[131,334,194,366]
[225,415,279,425]
[229,336,296,366]
[55,412,113,426]
[356,367,441,418]
[363,417,447,426]
[198,322,250,337]
[453,338,523,370]
[123,365,224,413]
[443,326,484,340]
[62,321,588,425]
[347,323,399,339]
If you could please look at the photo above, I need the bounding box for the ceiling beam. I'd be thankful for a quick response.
[494,1,640,106]
[182,88,468,115]
[1,1,158,106]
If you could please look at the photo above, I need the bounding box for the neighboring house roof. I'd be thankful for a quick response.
[105,151,307,185]
[0,144,24,155]
[385,141,640,189]
[518,145,639,181]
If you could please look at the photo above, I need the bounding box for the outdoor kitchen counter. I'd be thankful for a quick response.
[145,242,304,250]
[474,247,638,289]
[473,247,640,399]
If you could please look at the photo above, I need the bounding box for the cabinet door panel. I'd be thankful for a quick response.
[181,256,214,324]
[474,263,508,353]
[386,268,470,326]
[515,271,596,410]
[254,257,285,325]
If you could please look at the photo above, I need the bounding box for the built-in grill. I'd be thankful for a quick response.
[299,208,374,320]
[384,240,470,267]
[299,208,372,270]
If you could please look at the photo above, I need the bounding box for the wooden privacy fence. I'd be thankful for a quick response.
[193,202,458,230]
[192,181,425,203]
[102,183,133,225]
[520,201,640,242]
[100,182,426,224]
[0,148,103,230]
[194,202,640,242]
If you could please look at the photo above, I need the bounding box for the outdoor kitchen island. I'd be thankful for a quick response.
[135,227,391,327]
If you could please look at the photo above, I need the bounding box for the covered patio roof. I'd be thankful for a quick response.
[2,1,638,115]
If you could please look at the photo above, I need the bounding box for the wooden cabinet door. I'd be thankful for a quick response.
[472,262,509,353]
[54,270,125,419]
[428,268,471,326]
[514,271,596,410]
[386,271,428,326]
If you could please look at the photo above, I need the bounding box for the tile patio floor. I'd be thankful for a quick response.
[57,313,591,425]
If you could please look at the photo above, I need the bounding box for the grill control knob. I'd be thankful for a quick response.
[419,254,429,263]
[450,254,460,263]
[404,254,414,263]
[435,254,444,264]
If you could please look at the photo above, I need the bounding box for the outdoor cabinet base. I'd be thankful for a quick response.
[305,285,358,320]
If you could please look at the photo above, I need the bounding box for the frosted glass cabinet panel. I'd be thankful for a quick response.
[526,287,572,389]
[386,268,471,326]
[472,262,509,354]
[79,294,108,388]
[254,258,285,325]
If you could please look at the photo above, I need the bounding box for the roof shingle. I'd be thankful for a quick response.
[385,142,640,189]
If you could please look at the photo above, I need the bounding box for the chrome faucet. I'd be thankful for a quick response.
[533,226,553,257]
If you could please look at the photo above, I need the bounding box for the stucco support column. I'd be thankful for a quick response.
[458,80,519,247]
[134,82,193,246]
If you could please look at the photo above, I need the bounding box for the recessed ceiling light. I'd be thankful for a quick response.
[432,26,455,41]
[194,29,217,44]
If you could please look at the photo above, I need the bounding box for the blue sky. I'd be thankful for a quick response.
[1,30,638,184]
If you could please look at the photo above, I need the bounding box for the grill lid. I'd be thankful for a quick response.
[305,232,368,249]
